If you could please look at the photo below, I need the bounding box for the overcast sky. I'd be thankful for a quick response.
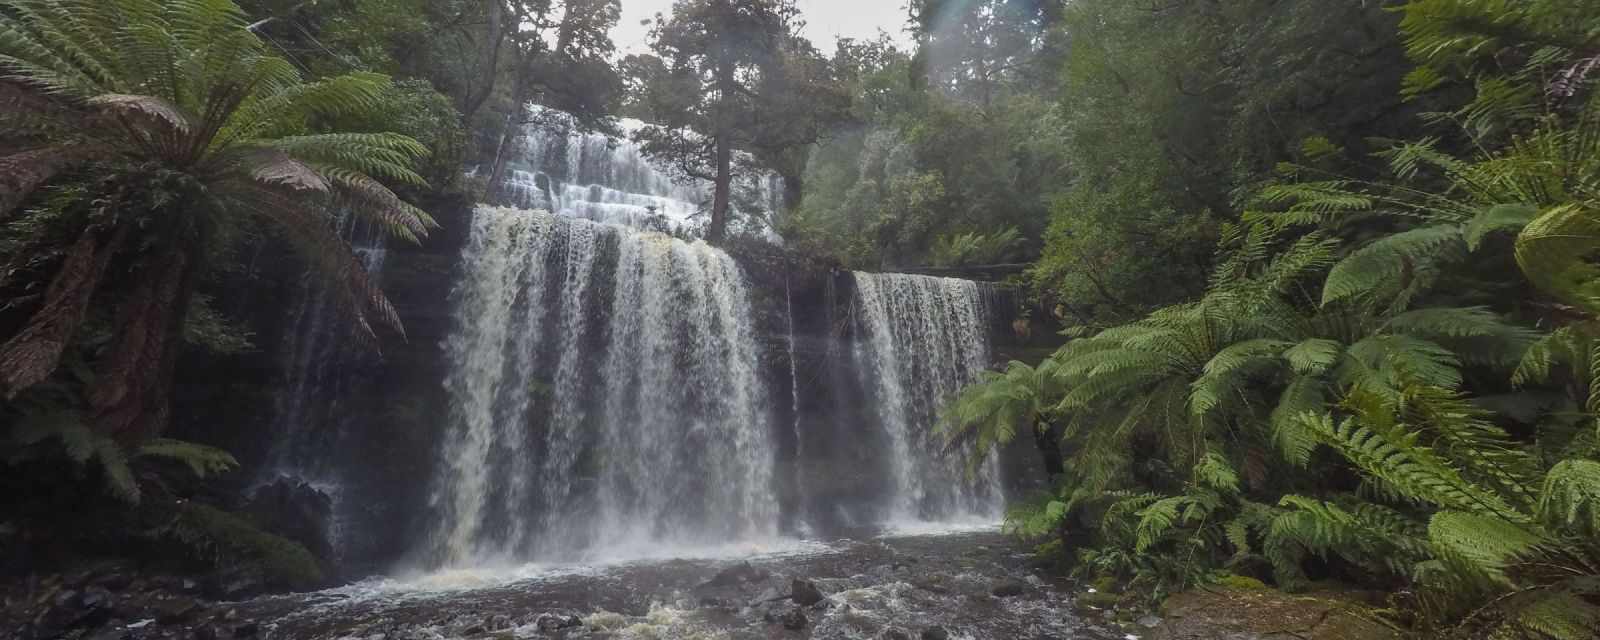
[611,0,913,55]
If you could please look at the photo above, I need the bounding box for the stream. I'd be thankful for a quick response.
[228,528,1127,640]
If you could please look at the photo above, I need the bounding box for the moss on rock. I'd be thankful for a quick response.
[171,503,324,590]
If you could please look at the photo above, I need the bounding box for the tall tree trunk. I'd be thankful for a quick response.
[0,224,127,398]
[460,0,509,121]
[782,172,803,215]
[484,62,532,205]
[710,133,733,243]
[709,61,737,243]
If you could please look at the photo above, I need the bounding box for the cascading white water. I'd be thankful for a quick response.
[260,213,389,560]
[430,206,777,566]
[853,272,1004,523]
[493,110,784,240]
[266,214,388,480]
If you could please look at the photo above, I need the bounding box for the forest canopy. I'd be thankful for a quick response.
[3,0,1600,638]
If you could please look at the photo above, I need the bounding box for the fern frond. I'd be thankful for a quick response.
[1516,203,1600,314]
[1271,377,1327,466]
[93,434,139,503]
[1345,334,1463,392]
[1465,203,1539,249]
[1303,411,1527,521]
[1510,590,1600,640]
[1282,338,1341,375]
[1189,338,1291,416]
[1428,510,1543,589]
[1539,459,1600,535]
[1195,452,1241,495]
[135,438,238,478]
[1322,225,1465,307]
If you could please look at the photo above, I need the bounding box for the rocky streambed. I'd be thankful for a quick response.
[11,529,1145,640]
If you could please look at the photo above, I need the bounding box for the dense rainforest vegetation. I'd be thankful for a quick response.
[2,0,1600,638]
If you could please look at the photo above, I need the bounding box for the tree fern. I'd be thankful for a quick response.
[0,0,435,420]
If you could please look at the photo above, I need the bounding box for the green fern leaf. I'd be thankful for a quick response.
[1539,459,1600,535]
[1322,225,1464,306]
[1465,203,1538,249]
[1428,510,1542,588]
[135,438,238,478]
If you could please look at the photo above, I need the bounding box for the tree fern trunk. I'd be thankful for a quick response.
[1033,420,1065,477]
[0,224,128,398]
[91,235,200,443]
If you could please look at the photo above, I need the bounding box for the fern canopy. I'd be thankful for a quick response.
[0,0,434,441]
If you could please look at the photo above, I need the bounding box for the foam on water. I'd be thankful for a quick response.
[876,517,1004,538]
[323,537,832,600]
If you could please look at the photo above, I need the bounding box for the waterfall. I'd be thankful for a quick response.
[492,110,784,241]
[853,272,1004,523]
[784,277,810,535]
[429,206,777,565]
[261,213,389,559]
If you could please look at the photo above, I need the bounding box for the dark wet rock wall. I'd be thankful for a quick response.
[171,202,1055,578]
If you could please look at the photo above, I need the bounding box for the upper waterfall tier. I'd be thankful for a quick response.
[490,111,784,241]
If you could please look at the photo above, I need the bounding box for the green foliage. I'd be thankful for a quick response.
[4,404,239,504]
[157,502,323,589]
[945,2,1600,634]
[135,438,239,479]
[929,227,1022,268]
[0,0,435,439]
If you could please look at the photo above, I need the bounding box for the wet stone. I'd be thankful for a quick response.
[780,607,808,630]
[991,578,1030,597]
[791,578,826,606]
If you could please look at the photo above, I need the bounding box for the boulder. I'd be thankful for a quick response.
[780,608,808,631]
[791,578,826,606]
[921,627,950,640]
[990,578,1029,598]
[699,562,769,589]
[245,478,335,565]
[154,597,200,625]
[534,614,582,632]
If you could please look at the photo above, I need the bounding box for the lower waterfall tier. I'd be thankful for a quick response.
[430,206,778,565]
[363,205,1023,569]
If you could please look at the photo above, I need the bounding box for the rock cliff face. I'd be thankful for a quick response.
[173,202,1056,577]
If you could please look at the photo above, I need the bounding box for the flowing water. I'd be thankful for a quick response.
[230,530,1125,640]
[494,112,783,240]
[430,206,777,566]
[233,132,1062,638]
[853,273,1005,523]
[257,212,390,562]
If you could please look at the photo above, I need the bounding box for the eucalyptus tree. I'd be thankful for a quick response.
[0,0,434,443]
